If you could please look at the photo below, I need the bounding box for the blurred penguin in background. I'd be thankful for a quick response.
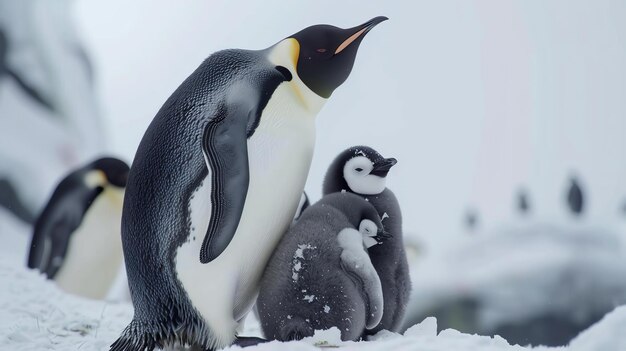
[27,157,129,300]
[465,208,479,232]
[517,188,530,216]
[0,0,104,231]
[567,176,584,217]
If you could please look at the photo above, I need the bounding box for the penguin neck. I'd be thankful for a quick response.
[102,186,125,204]
[267,39,327,114]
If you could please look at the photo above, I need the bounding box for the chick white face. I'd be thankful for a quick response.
[359,219,380,248]
[343,156,387,195]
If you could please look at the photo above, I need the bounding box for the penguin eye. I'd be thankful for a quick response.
[316,48,327,53]
[355,168,363,172]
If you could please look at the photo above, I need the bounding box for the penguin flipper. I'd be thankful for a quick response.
[27,175,100,278]
[27,219,50,271]
[337,228,384,330]
[28,202,83,278]
[199,102,251,264]
[199,67,290,263]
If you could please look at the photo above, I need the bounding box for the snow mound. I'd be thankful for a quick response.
[569,305,626,351]
[404,316,437,338]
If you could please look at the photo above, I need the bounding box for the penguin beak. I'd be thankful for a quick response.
[371,158,397,177]
[334,16,389,55]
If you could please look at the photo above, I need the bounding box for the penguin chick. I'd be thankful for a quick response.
[257,192,385,342]
[27,157,129,299]
[323,145,411,335]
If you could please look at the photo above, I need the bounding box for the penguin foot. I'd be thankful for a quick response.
[233,336,268,347]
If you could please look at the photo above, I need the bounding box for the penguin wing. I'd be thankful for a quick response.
[200,104,249,264]
[27,175,101,278]
[337,228,384,330]
[199,68,288,263]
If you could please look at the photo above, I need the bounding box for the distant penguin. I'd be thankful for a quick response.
[567,177,584,216]
[27,157,129,299]
[257,192,385,342]
[0,27,54,111]
[517,188,530,215]
[323,146,410,335]
[465,209,479,231]
[112,17,388,351]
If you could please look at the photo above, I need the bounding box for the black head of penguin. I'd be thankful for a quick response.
[288,16,388,98]
[323,145,397,196]
[316,192,384,236]
[89,157,130,188]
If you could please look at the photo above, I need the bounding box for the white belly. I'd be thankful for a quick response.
[175,83,323,348]
[54,188,125,299]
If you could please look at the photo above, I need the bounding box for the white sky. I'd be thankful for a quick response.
[74,0,626,253]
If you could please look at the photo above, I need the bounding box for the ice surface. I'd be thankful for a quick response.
[2,249,626,350]
[0,255,133,351]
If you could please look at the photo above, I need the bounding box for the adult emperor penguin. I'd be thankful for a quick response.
[111,17,388,351]
[27,157,129,299]
[257,192,385,342]
[323,146,411,336]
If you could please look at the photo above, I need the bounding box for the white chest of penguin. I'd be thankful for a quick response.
[175,81,325,342]
[54,188,125,299]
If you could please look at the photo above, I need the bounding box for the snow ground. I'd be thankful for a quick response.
[2,223,626,351]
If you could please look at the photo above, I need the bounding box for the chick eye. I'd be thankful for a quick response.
[316,48,327,53]
[355,168,363,172]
